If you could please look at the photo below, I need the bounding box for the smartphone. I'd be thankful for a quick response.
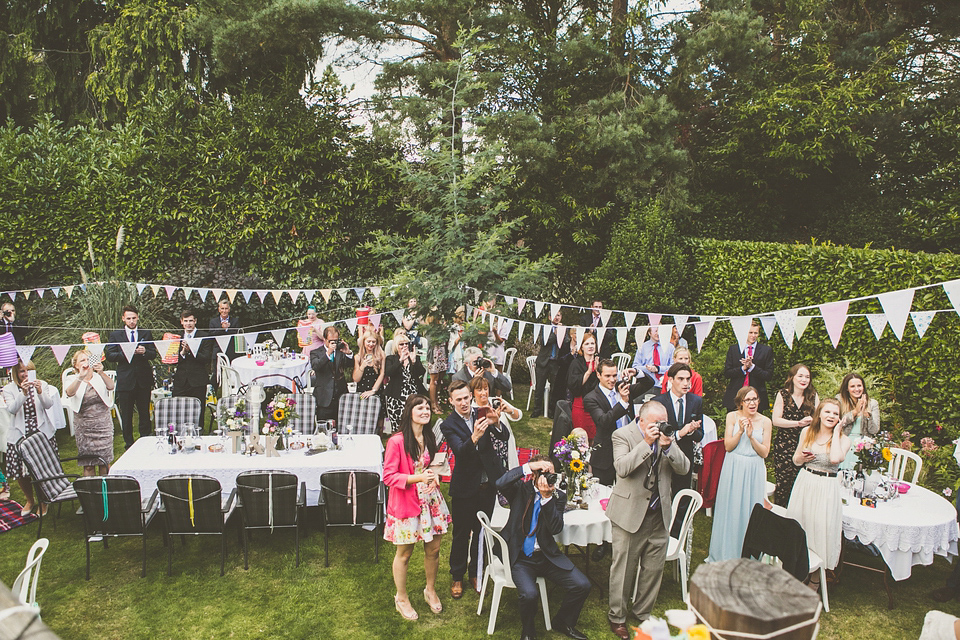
[802,450,813,457]
[27,370,37,383]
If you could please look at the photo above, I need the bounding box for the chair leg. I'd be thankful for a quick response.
[85,539,91,581]
[36,507,43,538]
[168,538,173,577]
[487,584,503,635]
[538,578,551,630]
[477,567,489,615]
[374,525,380,564]
[243,529,249,570]
[819,564,829,612]
[295,522,300,568]
[220,534,226,577]
[141,534,147,578]
[679,550,689,603]
[324,524,329,568]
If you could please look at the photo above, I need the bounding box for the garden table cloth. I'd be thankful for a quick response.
[231,355,311,391]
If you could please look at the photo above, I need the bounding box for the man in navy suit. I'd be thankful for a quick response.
[723,321,775,412]
[208,299,240,361]
[533,310,570,418]
[497,456,590,640]
[104,305,158,448]
[309,326,353,422]
[440,379,496,600]
[172,309,213,429]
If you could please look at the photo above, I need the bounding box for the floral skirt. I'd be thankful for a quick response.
[384,482,451,545]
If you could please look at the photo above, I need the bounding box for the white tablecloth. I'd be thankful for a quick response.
[110,434,383,504]
[842,483,959,581]
[555,484,613,547]
[231,355,311,390]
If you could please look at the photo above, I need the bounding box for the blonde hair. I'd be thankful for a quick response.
[71,349,93,369]
[800,398,842,451]
[357,328,384,370]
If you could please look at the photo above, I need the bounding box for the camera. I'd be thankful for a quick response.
[491,397,501,409]
[653,420,675,438]
[476,357,492,370]
[2,310,11,317]
[542,472,558,486]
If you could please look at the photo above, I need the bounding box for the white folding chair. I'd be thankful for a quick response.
[888,447,922,484]
[215,353,230,386]
[12,538,49,614]
[250,343,267,359]
[633,489,702,604]
[60,368,77,435]
[476,512,551,635]
[611,352,631,373]
[220,366,242,399]
[503,347,517,380]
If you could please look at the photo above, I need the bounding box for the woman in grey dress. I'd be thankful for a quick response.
[64,349,116,476]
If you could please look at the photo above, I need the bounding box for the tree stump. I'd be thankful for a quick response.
[0,581,62,640]
[689,559,820,640]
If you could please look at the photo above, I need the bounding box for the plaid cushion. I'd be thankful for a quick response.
[155,397,202,431]
[18,433,73,503]
[517,447,540,467]
[337,394,381,435]
[287,394,316,434]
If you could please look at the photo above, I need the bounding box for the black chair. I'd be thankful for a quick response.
[235,471,305,569]
[17,432,92,537]
[74,476,159,580]
[157,474,236,576]
[318,471,384,567]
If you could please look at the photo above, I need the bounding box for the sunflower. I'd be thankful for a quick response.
[569,458,585,473]
[881,447,893,461]
[273,408,286,422]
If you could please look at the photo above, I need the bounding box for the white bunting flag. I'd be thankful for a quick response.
[550,304,561,322]
[136,283,148,295]
[556,326,567,349]
[517,299,527,314]
[865,314,887,339]
[344,317,358,336]
[51,287,60,298]
[370,286,382,299]
[120,341,138,363]
[15,345,36,365]
[616,327,628,351]
[35,288,44,299]
[911,311,935,338]
[185,337,204,355]
[795,316,812,339]
[658,324,673,344]
[241,290,255,303]
[499,319,514,341]
[64,285,75,298]
[504,296,515,307]
[215,335,233,353]
[320,289,332,303]
[944,280,960,316]
[270,329,287,345]
[517,321,526,343]
[623,312,637,328]
[673,315,689,336]
[774,309,798,349]
[595,327,607,351]
[182,287,193,301]
[210,288,223,302]
[255,290,269,304]
[302,290,317,304]
[758,316,777,341]
[473,289,482,304]
[877,288,915,340]
[244,332,260,347]
[196,287,209,302]
[575,327,586,352]
[534,301,545,318]
[532,323,542,345]
[50,344,71,365]
[86,343,104,365]
[729,316,754,353]
[599,309,612,326]
[391,310,405,325]
[634,326,649,347]
[819,301,850,349]
[353,287,366,301]
[694,318,716,351]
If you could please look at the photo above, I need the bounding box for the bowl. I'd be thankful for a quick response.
[896,481,911,494]
[255,360,266,366]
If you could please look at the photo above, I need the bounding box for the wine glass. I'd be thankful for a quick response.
[154,425,167,451]
[343,423,354,448]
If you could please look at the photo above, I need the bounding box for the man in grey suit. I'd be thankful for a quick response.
[606,401,690,639]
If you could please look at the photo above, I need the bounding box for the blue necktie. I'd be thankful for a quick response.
[610,389,628,429]
[523,498,541,557]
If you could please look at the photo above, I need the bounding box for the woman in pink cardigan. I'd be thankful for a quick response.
[383,394,451,620]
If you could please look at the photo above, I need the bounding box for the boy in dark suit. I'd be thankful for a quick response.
[172,309,213,428]
[104,305,158,448]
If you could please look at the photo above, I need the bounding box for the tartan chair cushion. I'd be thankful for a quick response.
[287,394,316,434]
[337,393,381,435]
[155,397,202,431]
[158,475,228,534]
[235,471,301,527]
[18,432,75,503]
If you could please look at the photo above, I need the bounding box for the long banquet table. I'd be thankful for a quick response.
[110,434,384,504]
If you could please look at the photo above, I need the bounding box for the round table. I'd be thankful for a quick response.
[231,355,311,391]
[842,483,959,581]
[555,484,614,547]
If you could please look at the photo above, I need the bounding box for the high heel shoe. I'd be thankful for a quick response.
[395,595,418,621]
[423,588,442,614]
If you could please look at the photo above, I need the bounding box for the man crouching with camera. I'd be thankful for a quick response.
[497,455,591,640]
[606,402,690,639]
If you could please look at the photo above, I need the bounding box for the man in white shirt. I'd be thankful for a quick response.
[172,309,213,428]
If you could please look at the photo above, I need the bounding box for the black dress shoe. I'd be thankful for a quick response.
[553,620,588,640]
[591,542,609,561]
[520,633,538,640]
[931,586,960,603]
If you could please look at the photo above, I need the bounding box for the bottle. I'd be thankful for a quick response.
[168,423,177,455]
[331,429,339,449]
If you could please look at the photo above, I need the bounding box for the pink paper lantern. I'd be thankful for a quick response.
[0,332,18,368]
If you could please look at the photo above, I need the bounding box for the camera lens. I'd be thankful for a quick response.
[543,472,557,486]
[655,420,676,437]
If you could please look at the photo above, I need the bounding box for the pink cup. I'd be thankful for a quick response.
[255,360,265,367]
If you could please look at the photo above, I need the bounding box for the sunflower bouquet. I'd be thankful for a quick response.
[854,435,892,471]
[553,431,596,475]
[263,394,300,442]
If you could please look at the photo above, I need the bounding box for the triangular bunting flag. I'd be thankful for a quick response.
[556,326,567,349]
[35,288,45,299]
[574,327,585,352]
[634,326,649,347]
[244,332,260,346]
[865,314,887,339]
[15,345,36,365]
[517,299,527,314]
[369,313,381,329]
[499,319,514,341]
[136,283,147,295]
[658,325,673,344]
[270,290,285,304]
[241,290,255,303]
[196,287,209,302]
[623,312,637,328]
[532,323,542,345]
[185,337,204,355]
[182,287,193,301]
[647,313,662,328]
[598,309,612,326]
[517,321,526,343]
[795,316,812,339]
[819,301,850,349]
[694,318,715,351]
[210,288,223,302]
[64,285,75,298]
[215,335,233,353]
[51,287,60,298]
[758,316,777,341]
[270,329,287,345]
[87,343,105,365]
[150,284,161,298]
[50,344,71,365]
[255,290,269,304]
[616,327,628,351]
[303,290,317,304]
[534,301,545,318]
[910,311,935,338]
[943,280,960,316]
[877,288,915,340]
[370,286,382,299]
[352,287,366,301]
[391,310,404,325]
[473,289,482,304]
[673,315,689,336]
[320,289,332,303]
[550,304,561,322]
[344,317,359,336]
[774,309,798,349]
[20,290,30,300]
[729,316,754,353]
[594,327,607,350]
[504,296,515,307]
[119,342,137,363]
[163,285,176,300]
[225,289,238,303]
[336,288,350,302]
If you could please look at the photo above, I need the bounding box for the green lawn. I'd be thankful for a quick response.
[2,387,957,639]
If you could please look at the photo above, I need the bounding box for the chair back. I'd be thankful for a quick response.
[221,366,242,398]
[319,471,381,526]
[611,352,631,373]
[250,344,267,359]
[384,340,396,357]
[12,538,49,608]
[888,447,922,484]
[669,488,703,544]
[433,417,445,446]
[525,356,537,388]
[235,471,300,527]
[503,347,517,380]
[74,476,147,535]
[215,353,230,385]
[477,511,514,587]
[157,475,225,534]
[287,393,316,434]
[17,433,71,503]
[338,393,381,435]
[740,503,809,580]
[155,396,202,431]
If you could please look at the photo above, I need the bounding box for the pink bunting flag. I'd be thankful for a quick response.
[50,344,71,365]
[163,285,176,300]
[819,301,850,348]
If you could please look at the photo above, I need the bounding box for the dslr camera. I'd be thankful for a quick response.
[653,420,675,438]
[475,357,492,370]
[541,472,558,486]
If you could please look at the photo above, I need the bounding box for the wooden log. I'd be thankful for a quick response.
[689,559,820,640]
[0,581,62,640]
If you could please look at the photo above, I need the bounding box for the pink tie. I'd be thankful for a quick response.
[743,345,754,387]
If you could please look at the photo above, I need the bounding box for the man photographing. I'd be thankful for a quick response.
[453,346,512,398]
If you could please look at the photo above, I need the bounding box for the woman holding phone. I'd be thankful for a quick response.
[383,395,450,620]
[65,349,116,476]
[469,376,521,491]
[384,331,427,429]
[567,332,600,442]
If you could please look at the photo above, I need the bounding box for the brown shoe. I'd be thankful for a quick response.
[450,581,464,599]
[469,577,479,593]
[931,586,960,603]
[609,620,629,639]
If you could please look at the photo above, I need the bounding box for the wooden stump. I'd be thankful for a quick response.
[689,559,820,640]
[0,581,62,640]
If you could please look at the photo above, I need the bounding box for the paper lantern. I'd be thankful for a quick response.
[296,319,313,347]
[81,332,103,365]
[161,332,180,364]
[0,332,17,368]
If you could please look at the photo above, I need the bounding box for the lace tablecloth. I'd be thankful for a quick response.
[110,434,383,504]
[231,355,311,390]
[555,484,614,547]
[842,483,959,581]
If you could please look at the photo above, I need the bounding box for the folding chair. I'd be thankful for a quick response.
[17,432,86,537]
[157,474,236,576]
[318,471,384,567]
[11,538,49,613]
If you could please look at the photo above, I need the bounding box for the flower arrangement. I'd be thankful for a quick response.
[262,394,299,437]
[854,436,892,471]
[218,397,250,433]
[553,430,597,476]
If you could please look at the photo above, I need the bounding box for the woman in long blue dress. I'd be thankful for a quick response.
[708,385,772,562]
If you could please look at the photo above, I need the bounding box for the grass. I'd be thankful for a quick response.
[2,386,958,639]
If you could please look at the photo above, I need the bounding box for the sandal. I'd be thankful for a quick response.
[20,504,34,517]
[395,595,418,621]
[424,588,442,614]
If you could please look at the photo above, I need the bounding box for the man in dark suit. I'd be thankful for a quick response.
[0,301,27,343]
[533,310,570,418]
[208,299,240,361]
[172,309,213,429]
[452,346,513,398]
[607,401,689,639]
[496,456,591,640]
[104,305,159,448]
[440,379,496,600]
[309,326,353,422]
[653,362,703,495]
[723,320,775,412]
[579,299,616,358]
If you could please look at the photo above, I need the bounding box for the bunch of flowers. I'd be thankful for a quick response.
[854,436,892,471]
[263,394,299,437]
[218,397,249,432]
[553,431,597,476]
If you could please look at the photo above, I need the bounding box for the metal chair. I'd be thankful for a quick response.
[235,470,305,569]
[154,396,202,433]
[16,432,85,537]
[318,471,384,567]
[888,447,922,484]
[337,393,381,435]
[633,488,702,603]
[11,538,49,614]
[476,511,551,635]
[74,476,159,579]
[157,474,236,576]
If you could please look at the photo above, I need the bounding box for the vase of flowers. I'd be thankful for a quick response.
[263,394,299,449]
[553,429,597,507]
[218,397,250,453]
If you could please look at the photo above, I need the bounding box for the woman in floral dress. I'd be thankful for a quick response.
[383,395,451,620]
